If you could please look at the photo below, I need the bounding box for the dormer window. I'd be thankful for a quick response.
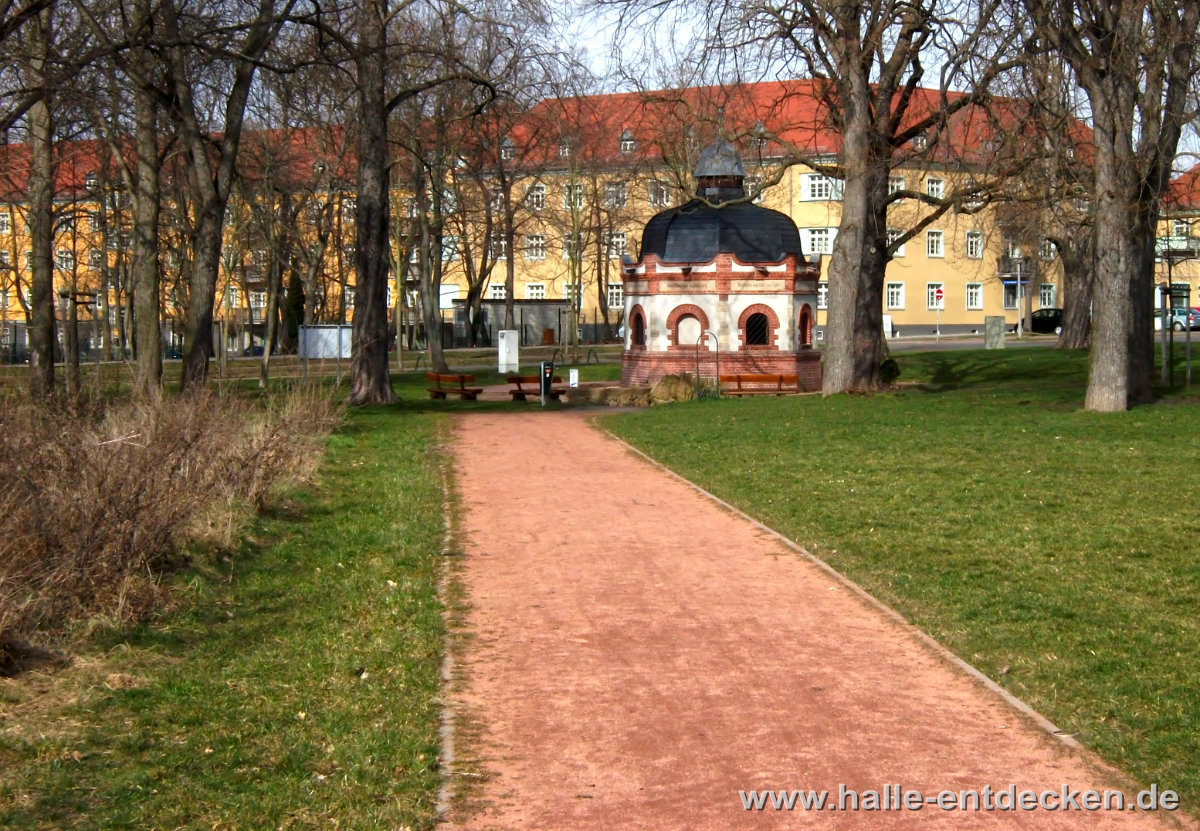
[313,160,328,175]
[911,133,928,151]
[750,121,767,149]
[500,136,515,161]
[84,172,98,192]
[619,129,636,154]
[558,140,572,158]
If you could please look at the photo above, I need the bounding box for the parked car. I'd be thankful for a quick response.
[1028,308,1064,335]
[1162,308,1200,331]
[242,344,264,357]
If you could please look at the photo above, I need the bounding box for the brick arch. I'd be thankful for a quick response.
[798,303,814,349]
[737,303,781,348]
[628,304,647,349]
[665,304,711,348]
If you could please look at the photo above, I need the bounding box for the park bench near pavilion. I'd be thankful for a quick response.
[719,373,800,396]
[507,374,566,401]
[426,372,484,400]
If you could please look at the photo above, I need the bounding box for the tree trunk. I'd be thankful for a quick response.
[26,7,54,400]
[131,79,162,399]
[347,0,397,405]
[822,127,888,394]
[1056,233,1092,349]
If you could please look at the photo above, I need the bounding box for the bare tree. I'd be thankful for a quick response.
[1022,0,1200,410]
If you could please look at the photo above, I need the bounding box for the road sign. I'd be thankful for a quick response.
[934,287,944,302]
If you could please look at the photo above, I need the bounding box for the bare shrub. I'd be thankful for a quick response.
[0,386,344,662]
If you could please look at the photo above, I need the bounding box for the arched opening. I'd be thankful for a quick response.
[677,314,701,346]
[631,311,646,346]
[798,304,814,348]
[745,312,769,346]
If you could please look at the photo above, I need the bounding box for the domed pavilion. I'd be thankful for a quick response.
[620,140,822,389]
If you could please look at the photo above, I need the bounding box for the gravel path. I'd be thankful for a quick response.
[444,410,1192,830]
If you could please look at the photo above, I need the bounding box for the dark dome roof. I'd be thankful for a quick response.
[640,198,803,264]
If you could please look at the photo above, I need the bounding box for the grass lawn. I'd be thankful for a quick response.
[0,404,448,830]
[602,347,1200,809]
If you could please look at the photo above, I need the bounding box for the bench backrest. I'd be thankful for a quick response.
[427,372,476,386]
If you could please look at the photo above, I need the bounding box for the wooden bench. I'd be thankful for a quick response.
[507,374,566,401]
[720,373,800,396]
[426,372,483,400]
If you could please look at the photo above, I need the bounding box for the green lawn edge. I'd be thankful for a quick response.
[0,405,449,830]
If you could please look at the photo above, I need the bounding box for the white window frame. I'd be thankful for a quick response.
[442,236,459,262]
[343,285,355,310]
[1002,283,1019,309]
[89,249,104,269]
[607,282,623,309]
[604,181,627,209]
[926,282,945,311]
[888,174,905,200]
[604,231,626,258]
[619,131,636,154]
[1040,239,1057,261]
[1172,219,1191,238]
[926,229,945,258]
[648,180,671,208]
[487,284,507,300]
[525,184,546,210]
[925,177,945,199]
[743,176,764,204]
[558,141,572,158]
[965,282,983,310]
[526,282,545,300]
[524,234,546,260]
[562,283,583,307]
[802,173,843,201]
[817,281,828,310]
[0,213,12,234]
[55,249,74,271]
[250,290,267,310]
[226,286,239,308]
[563,183,585,210]
[807,228,834,255]
[886,282,905,310]
[562,231,584,260]
[1039,283,1057,307]
[965,230,983,260]
[386,285,395,307]
[488,234,507,259]
[886,228,906,257]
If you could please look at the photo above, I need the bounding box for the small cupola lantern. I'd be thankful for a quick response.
[620,139,823,390]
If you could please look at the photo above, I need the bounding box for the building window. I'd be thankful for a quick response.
[526,283,545,300]
[607,282,623,308]
[925,177,945,199]
[604,181,627,208]
[562,283,583,307]
[89,249,104,269]
[1040,239,1057,261]
[343,196,356,219]
[1004,238,1023,259]
[927,282,945,310]
[0,251,8,270]
[888,174,905,199]
[911,133,928,151]
[802,173,843,201]
[1172,219,1191,238]
[524,234,546,260]
[966,282,983,310]
[745,312,770,345]
[926,229,945,258]
[886,228,906,257]
[442,236,459,261]
[619,130,636,154]
[965,230,983,260]
[1003,283,1019,309]
[386,285,394,307]
[0,288,8,310]
[84,172,99,191]
[1040,283,1056,307]
[631,310,645,346]
[562,232,584,259]
[886,282,905,310]
[605,231,626,258]
[488,187,504,212]
[487,284,506,300]
[343,286,355,310]
[226,286,239,308]
[743,176,764,203]
[525,184,546,210]
[0,214,10,234]
[648,180,671,207]
[558,140,572,158]
[55,249,74,270]
[563,183,585,209]
[250,290,267,310]
[488,234,507,259]
[807,228,835,255]
[500,137,515,161]
[817,281,828,310]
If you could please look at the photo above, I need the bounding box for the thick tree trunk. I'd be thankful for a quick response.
[180,211,223,388]
[1083,103,1137,412]
[26,8,54,400]
[347,0,397,405]
[1056,234,1092,349]
[822,129,888,394]
[131,81,162,399]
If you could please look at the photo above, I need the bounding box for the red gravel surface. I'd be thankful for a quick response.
[445,411,1192,831]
